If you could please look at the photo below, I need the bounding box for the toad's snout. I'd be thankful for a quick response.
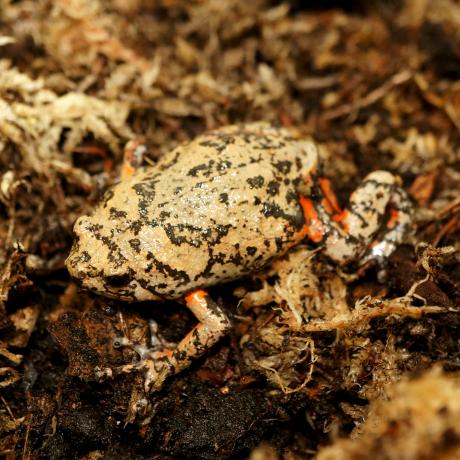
[65,244,93,280]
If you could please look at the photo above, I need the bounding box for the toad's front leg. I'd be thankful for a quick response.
[120,289,231,393]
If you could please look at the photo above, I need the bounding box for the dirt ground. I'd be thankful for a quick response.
[1,1,460,459]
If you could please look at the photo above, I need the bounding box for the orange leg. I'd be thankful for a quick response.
[118,289,231,393]
[299,176,346,243]
[299,196,326,243]
[169,291,231,372]
[299,172,413,265]
[318,177,342,214]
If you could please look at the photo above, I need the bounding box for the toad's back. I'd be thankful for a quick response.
[67,124,318,300]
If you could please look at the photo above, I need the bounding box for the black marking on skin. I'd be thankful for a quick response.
[199,134,236,153]
[248,134,288,151]
[307,184,321,203]
[295,157,303,171]
[229,252,243,266]
[364,179,394,190]
[248,158,262,166]
[215,224,232,242]
[217,160,232,171]
[292,177,302,188]
[102,189,114,208]
[261,202,305,229]
[400,202,413,214]
[325,217,362,248]
[137,200,149,218]
[174,186,183,195]
[129,220,143,235]
[204,295,229,322]
[137,278,165,297]
[145,263,153,273]
[163,223,231,248]
[104,239,128,268]
[133,181,158,218]
[67,249,81,269]
[219,193,229,205]
[146,251,190,285]
[191,328,206,353]
[274,160,292,174]
[163,224,203,247]
[80,251,91,262]
[129,238,141,253]
[87,223,103,233]
[240,133,253,144]
[109,207,127,220]
[355,199,383,215]
[158,150,181,171]
[197,250,227,280]
[348,207,371,229]
[343,231,362,246]
[285,190,297,204]
[141,171,162,182]
[264,239,270,248]
[246,176,265,189]
[196,211,259,279]
[86,223,128,269]
[133,181,157,199]
[275,237,284,252]
[159,211,171,220]
[187,160,216,177]
[267,180,280,196]
[246,246,257,256]
[98,236,128,268]
[254,196,261,205]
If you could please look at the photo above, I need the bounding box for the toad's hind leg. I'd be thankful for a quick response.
[141,290,231,392]
[302,171,413,265]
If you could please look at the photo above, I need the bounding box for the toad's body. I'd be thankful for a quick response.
[67,124,317,301]
[66,123,412,394]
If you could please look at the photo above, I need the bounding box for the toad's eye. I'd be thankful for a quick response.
[105,274,131,288]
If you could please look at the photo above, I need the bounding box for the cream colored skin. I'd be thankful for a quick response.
[66,123,413,393]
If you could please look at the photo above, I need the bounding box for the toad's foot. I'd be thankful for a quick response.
[118,349,175,394]
[121,139,147,178]
[116,289,231,393]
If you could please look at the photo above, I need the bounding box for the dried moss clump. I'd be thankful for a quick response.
[316,368,460,460]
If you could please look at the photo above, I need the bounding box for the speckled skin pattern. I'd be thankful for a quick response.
[66,123,319,302]
[66,123,413,398]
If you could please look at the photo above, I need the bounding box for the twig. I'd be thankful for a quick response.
[1,394,16,421]
[323,70,412,121]
[432,216,459,247]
